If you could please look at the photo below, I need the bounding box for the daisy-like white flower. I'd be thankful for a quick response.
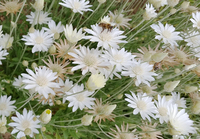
[184,31,200,48]
[63,24,84,45]
[21,29,54,53]
[167,104,196,136]
[99,64,121,79]
[0,33,14,49]
[21,66,60,99]
[155,95,172,124]
[64,84,95,112]
[0,95,16,117]
[0,0,23,15]
[8,108,41,139]
[43,20,64,39]
[68,46,109,75]
[125,92,157,122]
[109,11,131,29]
[122,60,157,86]
[143,3,157,20]
[102,48,135,72]
[190,12,200,29]
[83,24,127,50]
[12,75,24,89]
[0,46,8,65]
[59,0,93,15]
[171,92,186,108]
[26,11,52,25]
[150,22,183,46]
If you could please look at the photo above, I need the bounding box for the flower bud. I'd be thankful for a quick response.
[81,114,93,126]
[24,128,31,135]
[151,52,168,62]
[185,86,198,93]
[32,0,44,11]
[31,62,37,69]
[29,27,35,33]
[191,101,200,114]
[174,68,181,74]
[104,104,116,115]
[164,80,180,92]
[41,126,46,132]
[170,8,177,14]
[184,64,196,70]
[167,0,180,7]
[0,116,7,127]
[86,73,106,91]
[39,109,52,124]
[54,32,60,40]
[98,0,106,4]
[22,60,29,67]
[181,1,190,10]
[20,136,26,139]
[48,45,56,54]
[11,21,17,28]
[56,100,62,105]
[0,126,7,134]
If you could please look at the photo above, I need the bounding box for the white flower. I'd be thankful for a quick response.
[102,48,135,72]
[0,34,14,49]
[43,20,64,39]
[155,95,172,124]
[167,104,196,136]
[184,31,200,48]
[21,66,60,99]
[190,11,200,29]
[83,24,127,50]
[8,108,41,139]
[122,60,157,86]
[26,11,52,25]
[99,64,121,79]
[150,22,183,46]
[65,84,95,112]
[59,0,93,15]
[21,29,54,53]
[171,92,186,108]
[12,75,24,89]
[109,11,131,29]
[86,73,106,91]
[63,24,84,44]
[0,46,8,65]
[143,3,157,20]
[148,0,168,9]
[125,92,157,122]
[0,25,3,37]
[0,95,16,117]
[68,46,109,75]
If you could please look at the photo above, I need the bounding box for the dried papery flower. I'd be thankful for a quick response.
[42,55,72,80]
[87,99,116,124]
[109,123,138,139]
[54,39,77,60]
[0,0,23,15]
[138,121,163,139]
[168,46,196,65]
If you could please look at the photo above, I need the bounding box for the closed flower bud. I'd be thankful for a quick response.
[191,101,200,114]
[170,8,177,14]
[167,0,180,7]
[48,45,56,54]
[56,100,62,105]
[41,126,46,132]
[185,86,198,93]
[151,52,168,62]
[11,21,17,28]
[31,62,37,69]
[104,104,116,115]
[174,68,181,74]
[22,60,29,67]
[86,73,106,91]
[98,0,106,4]
[0,126,7,134]
[181,1,190,10]
[0,116,7,127]
[29,27,35,33]
[164,80,180,92]
[81,114,93,126]
[32,0,44,11]
[24,128,31,135]
[39,109,52,124]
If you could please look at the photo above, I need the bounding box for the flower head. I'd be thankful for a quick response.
[22,66,60,99]
[26,11,52,25]
[190,11,200,29]
[122,60,157,86]
[150,22,183,46]
[0,0,23,15]
[83,24,127,50]
[59,0,93,15]
[125,92,157,121]
[0,46,8,65]
[21,29,54,53]
[12,75,24,89]
[8,108,41,139]
[143,3,157,20]
[0,95,16,117]
[0,33,14,49]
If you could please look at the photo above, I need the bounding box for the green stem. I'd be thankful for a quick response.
[69,12,75,24]
[47,0,55,13]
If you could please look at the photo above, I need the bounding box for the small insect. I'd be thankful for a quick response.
[98,22,114,32]
[153,62,162,71]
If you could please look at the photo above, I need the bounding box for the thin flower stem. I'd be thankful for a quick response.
[97,123,112,139]
[17,94,36,111]
[50,124,82,128]
[69,12,75,24]
[47,0,56,13]
[79,3,101,28]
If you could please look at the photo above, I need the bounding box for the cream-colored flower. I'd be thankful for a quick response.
[39,109,52,124]
[0,0,23,15]
[32,0,44,11]
[81,114,93,126]
[86,73,106,91]
[164,80,180,92]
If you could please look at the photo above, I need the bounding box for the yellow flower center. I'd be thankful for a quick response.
[83,54,97,66]
[36,76,49,87]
